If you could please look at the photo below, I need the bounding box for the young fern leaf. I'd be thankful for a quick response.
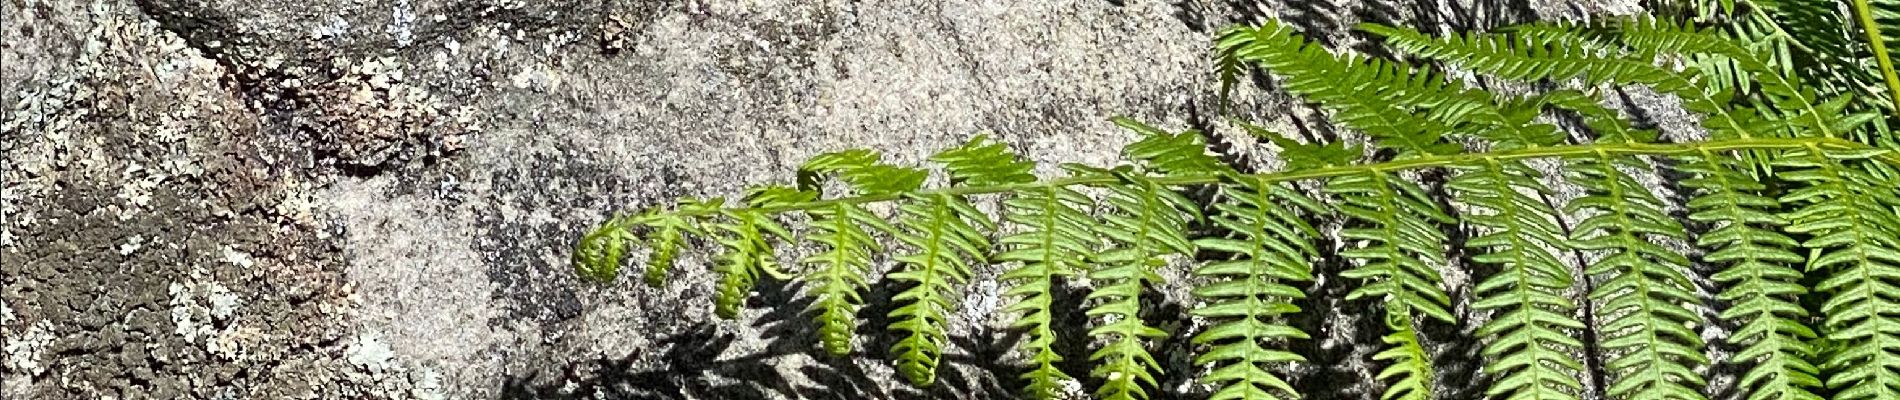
[1680,150,1823,400]
[1775,147,1900,400]
[1191,178,1322,400]
[797,150,922,355]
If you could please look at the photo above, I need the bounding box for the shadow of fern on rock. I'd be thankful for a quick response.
[497,323,792,400]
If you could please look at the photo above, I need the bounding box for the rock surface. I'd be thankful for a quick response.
[1,1,1668,399]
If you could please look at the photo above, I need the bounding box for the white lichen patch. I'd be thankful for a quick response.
[2,319,55,379]
[169,268,250,360]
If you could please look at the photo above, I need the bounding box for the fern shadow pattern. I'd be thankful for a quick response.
[566,6,1900,400]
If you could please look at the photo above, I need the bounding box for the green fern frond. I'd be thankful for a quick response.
[1679,149,1824,400]
[998,182,1096,399]
[888,191,993,387]
[1372,312,1436,400]
[1238,121,1362,169]
[1329,170,1455,400]
[800,149,930,195]
[1775,146,1900,400]
[636,210,701,286]
[574,199,718,286]
[802,201,892,356]
[1453,159,1585,400]
[1217,23,1467,157]
[709,207,795,319]
[1191,179,1320,400]
[1082,164,1201,400]
[1115,117,1238,175]
[932,135,1039,186]
[887,137,1010,387]
[1567,155,1708,399]
[796,150,926,355]
[1542,85,1715,399]
[574,213,638,284]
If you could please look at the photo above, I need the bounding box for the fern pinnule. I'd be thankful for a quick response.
[997,183,1096,399]
[1774,147,1900,400]
[1190,179,1320,400]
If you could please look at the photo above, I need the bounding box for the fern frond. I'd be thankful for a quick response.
[1191,179,1321,400]
[1453,158,1585,400]
[932,135,1039,186]
[1541,88,1714,398]
[796,150,925,355]
[1567,156,1708,399]
[1328,170,1455,400]
[998,182,1096,399]
[800,149,930,195]
[1082,164,1201,400]
[802,201,892,356]
[710,216,789,318]
[1680,149,1823,400]
[1115,117,1238,176]
[886,137,1017,386]
[575,199,718,286]
[1775,146,1900,400]
[1217,23,1468,157]
[574,214,638,284]
[801,206,885,357]
[888,191,993,387]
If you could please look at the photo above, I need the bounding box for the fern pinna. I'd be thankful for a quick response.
[569,13,1900,400]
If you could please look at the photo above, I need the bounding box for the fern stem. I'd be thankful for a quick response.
[1850,0,1900,114]
[642,137,1893,220]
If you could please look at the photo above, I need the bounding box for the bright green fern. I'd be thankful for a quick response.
[566,12,1900,400]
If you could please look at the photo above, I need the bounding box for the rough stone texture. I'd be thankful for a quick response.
[0,0,1707,399]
